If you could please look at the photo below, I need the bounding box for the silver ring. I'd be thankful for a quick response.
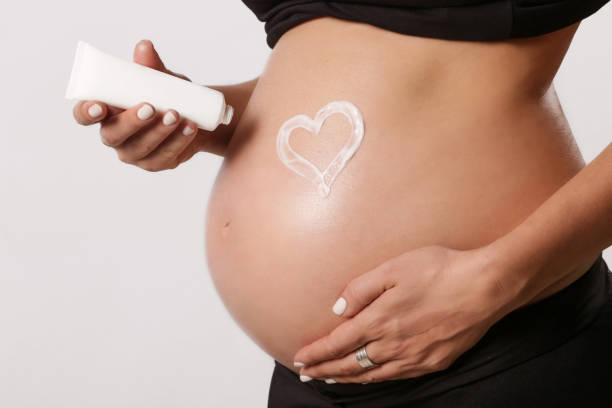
[355,344,379,369]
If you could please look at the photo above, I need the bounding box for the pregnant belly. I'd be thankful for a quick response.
[204,17,584,374]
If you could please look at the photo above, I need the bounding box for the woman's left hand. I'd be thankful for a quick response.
[293,244,520,384]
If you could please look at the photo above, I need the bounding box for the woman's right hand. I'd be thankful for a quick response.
[72,39,204,171]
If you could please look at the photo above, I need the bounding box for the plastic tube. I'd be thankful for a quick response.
[65,40,233,131]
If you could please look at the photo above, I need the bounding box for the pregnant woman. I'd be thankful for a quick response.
[72,0,612,406]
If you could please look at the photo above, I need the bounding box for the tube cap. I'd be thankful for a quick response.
[221,104,234,125]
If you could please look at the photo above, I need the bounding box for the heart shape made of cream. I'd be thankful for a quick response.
[276,100,365,197]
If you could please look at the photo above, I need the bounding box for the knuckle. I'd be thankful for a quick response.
[344,283,367,312]
[404,345,427,365]
[103,136,120,147]
[344,281,359,302]
[99,127,113,146]
[364,314,384,336]
[427,357,450,372]
[398,359,416,372]
[361,309,385,336]
[380,259,398,280]
[138,161,160,172]
[166,159,179,170]
[135,141,156,159]
[158,145,179,163]
[425,360,440,372]
[428,323,452,344]
[362,374,376,383]
[413,343,432,362]
[73,102,88,125]
[387,338,404,357]
[100,127,123,147]
[324,336,342,358]
[339,365,352,375]
[116,150,131,164]
[382,316,401,335]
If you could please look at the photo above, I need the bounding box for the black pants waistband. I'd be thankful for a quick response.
[275,252,612,405]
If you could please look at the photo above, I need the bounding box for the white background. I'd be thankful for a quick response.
[0,1,610,407]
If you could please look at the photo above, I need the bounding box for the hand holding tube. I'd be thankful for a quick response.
[71,39,235,171]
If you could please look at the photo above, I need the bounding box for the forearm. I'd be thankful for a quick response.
[195,76,259,156]
[485,140,612,313]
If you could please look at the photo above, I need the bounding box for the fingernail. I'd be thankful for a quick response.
[137,104,154,120]
[183,125,195,136]
[88,103,102,118]
[293,361,305,367]
[300,375,312,382]
[325,378,337,384]
[163,111,177,126]
[332,297,346,316]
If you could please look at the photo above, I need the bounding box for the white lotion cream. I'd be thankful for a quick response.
[276,100,365,197]
[65,40,233,131]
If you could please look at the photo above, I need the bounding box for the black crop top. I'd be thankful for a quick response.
[241,0,610,49]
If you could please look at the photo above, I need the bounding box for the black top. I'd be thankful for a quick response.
[241,0,610,49]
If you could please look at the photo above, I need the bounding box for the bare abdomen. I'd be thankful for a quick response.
[204,17,584,373]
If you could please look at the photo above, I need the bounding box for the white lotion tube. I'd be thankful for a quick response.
[65,40,233,131]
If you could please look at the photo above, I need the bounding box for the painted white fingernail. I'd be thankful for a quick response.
[88,103,102,118]
[325,378,337,384]
[332,297,346,315]
[293,361,305,367]
[137,104,154,120]
[300,375,312,382]
[183,125,195,136]
[163,111,177,126]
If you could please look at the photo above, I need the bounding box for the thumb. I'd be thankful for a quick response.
[133,39,191,81]
[332,261,398,318]
[133,39,168,72]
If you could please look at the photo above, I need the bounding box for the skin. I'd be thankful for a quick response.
[290,21,611,384]
[204,15,604,382]
[73,18,610,386]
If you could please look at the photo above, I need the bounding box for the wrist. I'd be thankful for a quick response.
[477,227,550,318]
